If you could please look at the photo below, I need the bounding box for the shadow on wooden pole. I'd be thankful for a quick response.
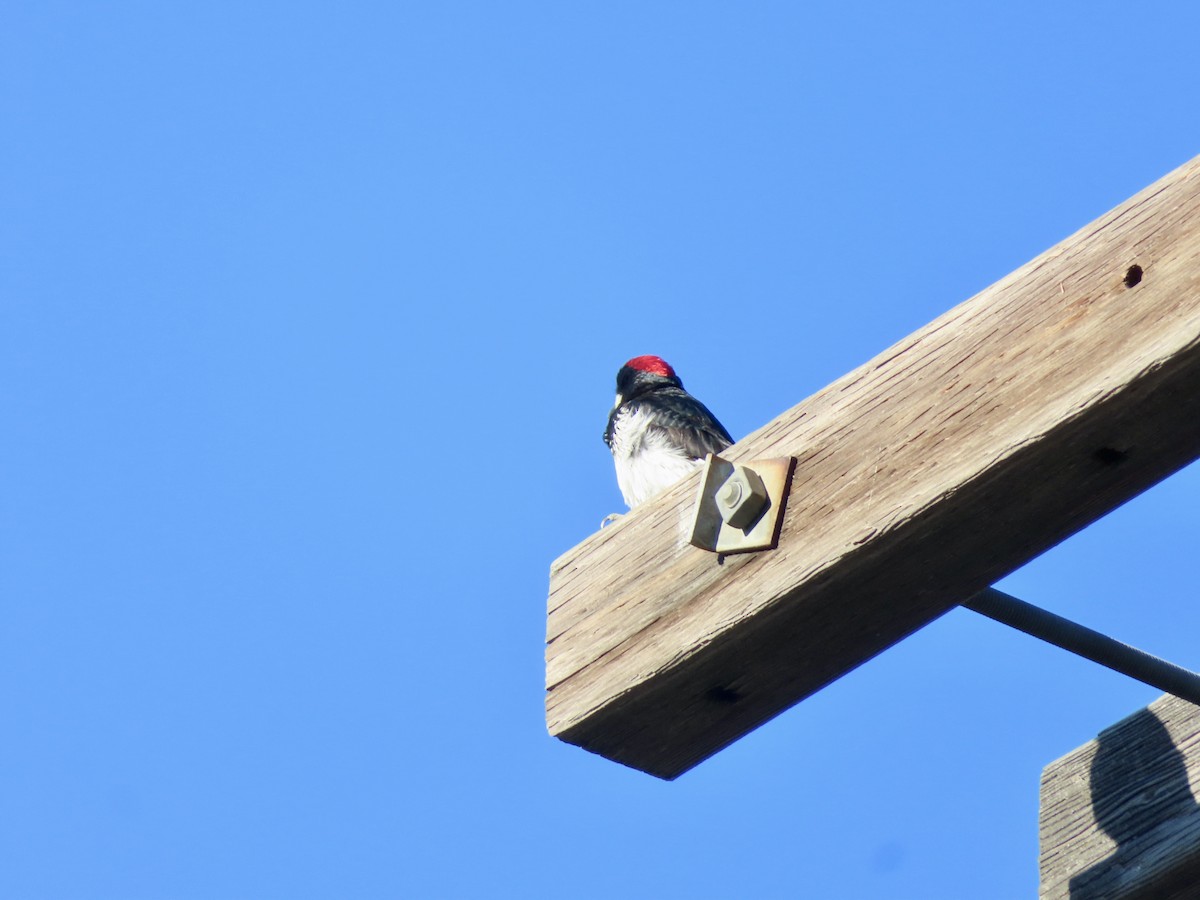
[1040,695,1200,899]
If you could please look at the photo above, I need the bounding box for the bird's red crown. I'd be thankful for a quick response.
[624,355,676,378]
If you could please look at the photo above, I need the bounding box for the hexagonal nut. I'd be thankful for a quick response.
[716,465,769,529]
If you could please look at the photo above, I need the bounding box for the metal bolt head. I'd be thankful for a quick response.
[716,465,769,529]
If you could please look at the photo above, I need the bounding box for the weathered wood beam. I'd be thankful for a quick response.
[547,154,1200,780]
[1040,694,1200,899]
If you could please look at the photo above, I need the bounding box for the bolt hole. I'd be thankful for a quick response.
[1095,447,1129,466]
[706,685,741,705]
[1124,265,1143,288]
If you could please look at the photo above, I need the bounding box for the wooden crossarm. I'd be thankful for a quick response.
[547,154,1200,780]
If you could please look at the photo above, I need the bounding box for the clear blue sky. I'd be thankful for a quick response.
[5,3,1200,898]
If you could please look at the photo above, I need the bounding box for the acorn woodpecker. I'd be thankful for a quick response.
[604,355,734,508]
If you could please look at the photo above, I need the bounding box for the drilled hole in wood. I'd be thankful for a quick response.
[1095,446,1129,466]
[1124,265,1143,288]
[706,686,742,704]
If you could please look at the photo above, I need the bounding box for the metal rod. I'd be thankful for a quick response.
[962,588,1200,706]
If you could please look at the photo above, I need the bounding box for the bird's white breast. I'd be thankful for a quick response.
[609,407,703,508]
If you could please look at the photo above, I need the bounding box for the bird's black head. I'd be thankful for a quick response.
[615,355,682,401]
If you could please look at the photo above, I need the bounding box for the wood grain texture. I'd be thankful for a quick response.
[1040,695,1200,900]
[547,154,1200,779]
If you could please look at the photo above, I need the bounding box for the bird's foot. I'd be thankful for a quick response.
[600,512,624,528]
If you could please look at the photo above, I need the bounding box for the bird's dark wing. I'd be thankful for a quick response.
[627,387,733,459]
[603,406,619,448]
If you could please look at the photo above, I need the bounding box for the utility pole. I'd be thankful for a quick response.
[1040,694,1200,899]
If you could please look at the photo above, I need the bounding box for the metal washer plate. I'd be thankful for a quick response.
[689,454,796,554]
